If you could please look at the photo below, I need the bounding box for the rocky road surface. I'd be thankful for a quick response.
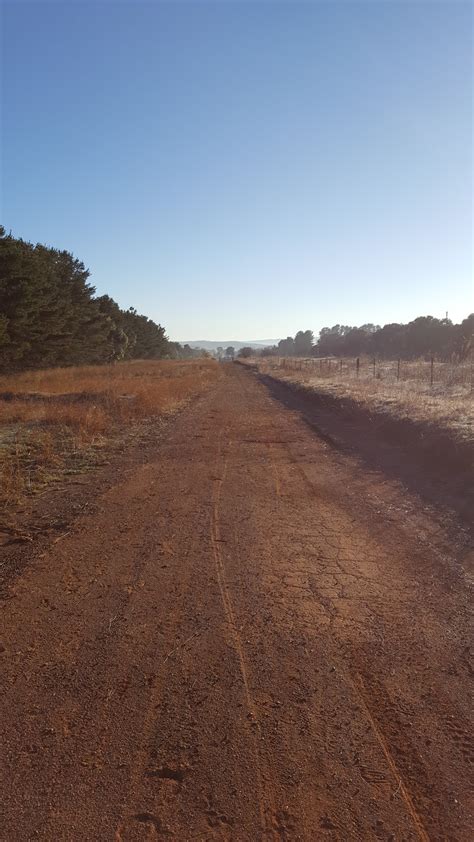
[1,365,472,840]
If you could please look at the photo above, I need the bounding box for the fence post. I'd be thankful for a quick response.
[397,359,400,381]
[340,359,343,375]
[319,358,322,374]
[430,355,434,387]
[373,357,376,377]
[356,357,360,378]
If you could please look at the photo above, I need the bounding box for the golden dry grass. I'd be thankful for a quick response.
[0,359,221,510]
[0,359,219,426]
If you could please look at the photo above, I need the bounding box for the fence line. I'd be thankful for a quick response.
[262,355,473,392]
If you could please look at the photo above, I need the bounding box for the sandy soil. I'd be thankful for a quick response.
[0,365,472,840]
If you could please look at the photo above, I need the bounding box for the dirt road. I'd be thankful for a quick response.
[1,365,472,840]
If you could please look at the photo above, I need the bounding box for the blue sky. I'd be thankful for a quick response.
[2,0,472,341]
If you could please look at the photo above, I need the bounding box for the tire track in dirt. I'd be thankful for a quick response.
[307,504,427,835]
[113,548,193,841]
[113,427,237,840]
[264,414,463,840]
[265,442,282,500]
[261,415,434,841]
[210,430,280,840]
[352,673,431,842]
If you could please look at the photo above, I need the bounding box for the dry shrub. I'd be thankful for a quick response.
[0,400,47,425]
[0,446,24,507]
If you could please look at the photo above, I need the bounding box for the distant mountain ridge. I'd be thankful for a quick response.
[180,339,280,351]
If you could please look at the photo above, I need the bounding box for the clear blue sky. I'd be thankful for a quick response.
[2,0,472,341]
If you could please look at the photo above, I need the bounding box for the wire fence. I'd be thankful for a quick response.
[262,355,473,394]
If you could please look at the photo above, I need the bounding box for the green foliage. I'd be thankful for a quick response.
[0,227,174,371]
[294,330,314,356]
[278,336,295,356]
[263,317,472,361]
[277,330,313,357]
[316,317,468,360]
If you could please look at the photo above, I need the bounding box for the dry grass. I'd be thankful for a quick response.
[253,356,474,443]
[0,359,221,510]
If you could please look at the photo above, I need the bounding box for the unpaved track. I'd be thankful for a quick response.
[1,365,472,840]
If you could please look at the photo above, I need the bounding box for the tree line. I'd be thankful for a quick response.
[2,227,471,371]
[0,227,202,372]
[248,317,474,361]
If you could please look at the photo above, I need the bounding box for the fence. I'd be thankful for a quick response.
[262,356,473,393]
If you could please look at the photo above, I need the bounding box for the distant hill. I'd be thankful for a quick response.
[180,340,280,352]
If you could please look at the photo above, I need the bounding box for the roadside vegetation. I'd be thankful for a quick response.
[240,317,473,442]
[0,225,218,525]
[248,355,473,444]
[0,359,221,514]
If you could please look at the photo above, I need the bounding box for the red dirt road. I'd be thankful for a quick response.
[1,365,472,840]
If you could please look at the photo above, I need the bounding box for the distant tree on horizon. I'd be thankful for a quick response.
[315,316,470,360]
[256,317,472,362]
[294,330,314,356]
[278,336,295,356]
[237,346,253,358]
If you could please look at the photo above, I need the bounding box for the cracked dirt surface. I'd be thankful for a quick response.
[0,365,472,840]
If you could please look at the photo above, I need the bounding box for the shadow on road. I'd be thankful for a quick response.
[259,372,473,537]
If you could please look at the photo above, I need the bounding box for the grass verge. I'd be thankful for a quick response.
[247,357,473,445]
[0,359,221,514]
